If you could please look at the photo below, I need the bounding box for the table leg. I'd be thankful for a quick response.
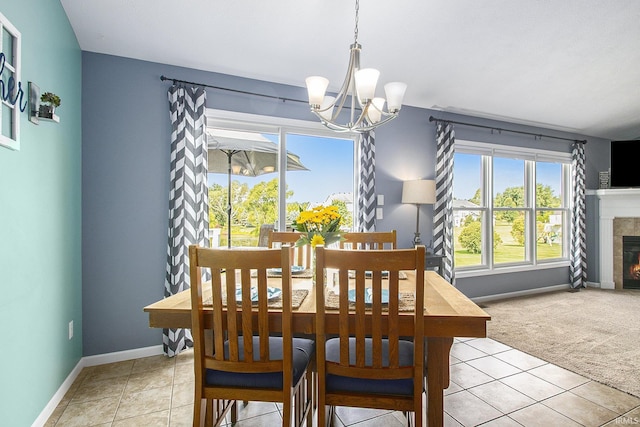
[427,337,453,427]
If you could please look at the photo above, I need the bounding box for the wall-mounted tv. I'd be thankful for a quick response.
[610,140,640,188]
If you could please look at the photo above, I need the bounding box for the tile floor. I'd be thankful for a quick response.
[45,338,640,426]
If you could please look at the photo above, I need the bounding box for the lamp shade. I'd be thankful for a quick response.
[355,68,380,102]
[305,76,329,106]
[402,179,436,204]
[384,82,407,112]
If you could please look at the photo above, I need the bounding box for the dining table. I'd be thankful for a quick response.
[144,269,490,427]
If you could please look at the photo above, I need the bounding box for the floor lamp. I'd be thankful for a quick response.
[402,179,436,246]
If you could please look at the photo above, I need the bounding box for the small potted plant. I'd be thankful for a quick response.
[39,92,61,119]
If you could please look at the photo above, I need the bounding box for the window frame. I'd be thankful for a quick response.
[0,12,22,151]
[205,108,359,233]
[454,139,572,277]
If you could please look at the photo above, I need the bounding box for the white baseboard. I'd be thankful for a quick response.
[82,345,164,367]
[32,345,164,427]
[471,283,571,304]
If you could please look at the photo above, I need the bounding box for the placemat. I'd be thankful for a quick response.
[204,289,309,309]
[251,269,314,279]
[347,271,408,280]
[324,291,415,312]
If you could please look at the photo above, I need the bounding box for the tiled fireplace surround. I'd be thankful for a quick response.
[594,189,640,289]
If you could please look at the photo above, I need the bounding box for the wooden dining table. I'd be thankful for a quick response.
[144,270,490,427]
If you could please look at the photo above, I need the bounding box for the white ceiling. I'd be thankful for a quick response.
[60,0,640,141]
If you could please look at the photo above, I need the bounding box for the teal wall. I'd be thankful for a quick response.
[0,0,81,425]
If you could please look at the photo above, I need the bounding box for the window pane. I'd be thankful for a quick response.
[2,28,14,64]
[537,209,564,260]
[454,210,483,267]
[2,103,13,138]
[206,128,355,247]
[207,129,280,247]
[453,153,482,204]
[286,134,354,231]
[493,157,525,207]
[494,210,527,264]
[536,162,562,208]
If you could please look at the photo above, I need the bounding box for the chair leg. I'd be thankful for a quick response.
[282,396,292,427]
[306,368,314,427]
[193,397,206,427]
[327,405,336,427]
[231,400,238,424]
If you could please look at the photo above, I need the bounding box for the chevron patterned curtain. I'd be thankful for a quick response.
[164,85,209,356]
[570,141,587,289]
[358,130,376,232]
[433,122,456,283]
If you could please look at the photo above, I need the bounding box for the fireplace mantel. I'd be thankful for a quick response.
[589,188,640,289]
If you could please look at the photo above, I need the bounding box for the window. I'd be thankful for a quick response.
[206,111,357,247]
[0,13,22,151]
[453,140,571,272]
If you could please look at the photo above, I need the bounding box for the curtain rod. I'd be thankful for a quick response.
[160,75,308,105]
[429,115,587,144]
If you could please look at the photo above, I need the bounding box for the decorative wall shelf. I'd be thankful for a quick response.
[39,114,60,123]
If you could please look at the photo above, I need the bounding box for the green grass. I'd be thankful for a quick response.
[211,226,258,247]
[454,220,562,267]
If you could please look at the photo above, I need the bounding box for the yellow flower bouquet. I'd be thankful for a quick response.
[292,205,343,248]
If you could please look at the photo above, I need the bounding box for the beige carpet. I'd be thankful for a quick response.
[482,287,640,397]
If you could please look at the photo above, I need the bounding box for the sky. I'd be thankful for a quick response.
[208,133,355,205]
[208,133,563,204]
[453,153,562,200]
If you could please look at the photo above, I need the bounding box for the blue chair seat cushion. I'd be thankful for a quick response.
[325,337,415,396]
[205,336,314,389]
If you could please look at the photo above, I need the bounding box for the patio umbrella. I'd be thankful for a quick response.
[207,128,308,247]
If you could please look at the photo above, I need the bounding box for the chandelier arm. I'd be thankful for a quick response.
[312,104,398,133]
[350,114,399,133]
[331,44,361,121]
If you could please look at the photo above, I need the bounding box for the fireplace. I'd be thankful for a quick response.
[622,236,640,289]
[594,188,640,289]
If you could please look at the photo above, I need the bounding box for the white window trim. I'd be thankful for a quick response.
[0,12,21,151]
[454,139,572,276]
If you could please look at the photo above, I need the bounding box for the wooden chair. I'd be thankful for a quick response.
[314,245,425,426]
[188,245,315,427]
[257,223,275,247]
[268,231,313,270]
[339,230,397,250]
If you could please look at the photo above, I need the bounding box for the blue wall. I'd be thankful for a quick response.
[0,0,82,425]
[81,52,610,355]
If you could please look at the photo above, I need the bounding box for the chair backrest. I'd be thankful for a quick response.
[339,230,397,250]
[268,231,312,269]
[189,245,294,383]
[315,244,425,375]
[257,223,275,247]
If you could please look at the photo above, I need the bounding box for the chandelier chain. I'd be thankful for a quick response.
[354,0,359,44]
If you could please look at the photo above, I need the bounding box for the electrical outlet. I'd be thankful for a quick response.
[376,207,383,220]
[68,320,74,340]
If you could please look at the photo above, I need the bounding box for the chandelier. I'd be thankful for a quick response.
[305,0,407,133]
